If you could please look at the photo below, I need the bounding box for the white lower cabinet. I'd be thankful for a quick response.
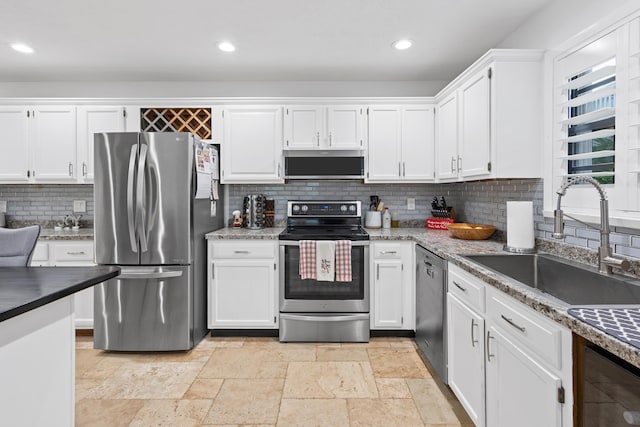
[485,326,563,427]
[370,241,414,330]
[447,264,572,427]
[208,240,278,329]
[31,240,95,329]
[447,293,485,427]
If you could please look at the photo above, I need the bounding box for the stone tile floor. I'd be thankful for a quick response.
[75,336,473,426]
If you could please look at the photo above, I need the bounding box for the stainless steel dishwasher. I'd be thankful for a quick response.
[415,244,447,384]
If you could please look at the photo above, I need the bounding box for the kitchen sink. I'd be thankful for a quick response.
[463,254,640,306]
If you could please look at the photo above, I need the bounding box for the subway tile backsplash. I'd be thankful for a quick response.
[2,178,640,260]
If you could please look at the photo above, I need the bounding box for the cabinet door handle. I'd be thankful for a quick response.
[376,264,380,280]
[66,251,86,255]
[278,163,281,177]
[82,162,87,177]
[501,314,527,333]
[379,250,397,255]
[402,162,406,177]
[457,155,462,172]
[452,281,467,292]
[233,250,250,254]
[68,162,73,177]
[317,131,320,146]
[329,132,332,146]
[398,162,402,177]
[451,157,455,173]
[471,318,479,347]
[486,331,495,362]
[211,263,214,279]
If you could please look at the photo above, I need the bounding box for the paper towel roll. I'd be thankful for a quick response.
[506,201,534,250]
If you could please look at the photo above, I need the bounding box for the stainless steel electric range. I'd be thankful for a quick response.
[278,201,370,342]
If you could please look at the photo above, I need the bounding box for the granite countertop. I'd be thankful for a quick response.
[206,227,285,239]
[0,266,120,323]
[207,225,640,367]
[38,228,94,241]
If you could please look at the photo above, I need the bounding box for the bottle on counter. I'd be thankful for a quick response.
[382,208,391,229]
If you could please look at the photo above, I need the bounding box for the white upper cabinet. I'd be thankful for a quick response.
[0,107,30,182]
[31,106,77,182]
[221,106,284,183]
[459,68,491,179]
[367,105,435,182]
[326,106,364,149]
[284,105,363,150]
[435,50,543,182]
[0,105,78,183]
[436,94,459,181]
[402,105,435,181]
[76,106,126,183]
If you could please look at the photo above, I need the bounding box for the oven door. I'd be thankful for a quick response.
[279,240,369,313]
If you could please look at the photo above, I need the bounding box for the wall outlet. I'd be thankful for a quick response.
[0,201,6,213]
[407,198,415,210]
[73,200,86,213]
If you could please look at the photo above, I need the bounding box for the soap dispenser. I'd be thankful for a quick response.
[382,208,391,229]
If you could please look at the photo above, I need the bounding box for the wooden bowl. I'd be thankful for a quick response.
[447,223,496,240]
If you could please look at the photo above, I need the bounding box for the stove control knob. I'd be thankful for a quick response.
[292,205,300,212]
[301,205,308,212]
[340,205,347,212]
[349,205,356,212]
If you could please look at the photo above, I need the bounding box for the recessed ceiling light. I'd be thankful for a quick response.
[11,43,34,54]
[393,39,413,51]
[218,42,236,53]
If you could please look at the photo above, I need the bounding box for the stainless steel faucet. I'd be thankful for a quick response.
[552,176,630,275]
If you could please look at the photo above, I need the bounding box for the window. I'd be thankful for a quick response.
[546,12,640,227]
[565,59,616,184]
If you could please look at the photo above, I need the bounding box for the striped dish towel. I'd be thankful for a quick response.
[335,240,352,282]
[299,240,317,280]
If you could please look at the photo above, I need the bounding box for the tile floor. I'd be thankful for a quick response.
[75,336,473,426]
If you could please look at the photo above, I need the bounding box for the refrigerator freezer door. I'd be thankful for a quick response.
[93,265,193,351]
[138,133,193,265]
[94,132,140,265]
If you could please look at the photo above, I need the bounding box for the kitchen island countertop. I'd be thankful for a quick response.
[207,226,640,367]
[0,266,120,322]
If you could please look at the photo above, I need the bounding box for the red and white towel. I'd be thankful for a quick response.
[299,240,352,282]
[299,240,317,280]
[335,240,352,282]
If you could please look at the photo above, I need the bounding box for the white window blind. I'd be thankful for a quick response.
[558,58,616,183]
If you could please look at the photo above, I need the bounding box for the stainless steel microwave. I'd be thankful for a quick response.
[284,156,365,180]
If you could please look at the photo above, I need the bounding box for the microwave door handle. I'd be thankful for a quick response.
[136,143,149,253]
[126,145,138,253]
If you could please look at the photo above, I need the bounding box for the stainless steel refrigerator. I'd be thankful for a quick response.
[93,132,223,351]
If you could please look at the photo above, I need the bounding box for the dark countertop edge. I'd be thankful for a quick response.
[0,267,120,323]
[208,226,640,367]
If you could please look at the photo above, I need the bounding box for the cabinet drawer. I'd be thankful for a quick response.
[487,290,562,370]
[373,242,404,259]
[448,264,486,314]
[211,241,276,259]
[31,242,49,262]
[52,242,94,262]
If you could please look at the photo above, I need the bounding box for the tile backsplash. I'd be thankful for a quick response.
[2,179,640,260]
[0,185,93,226]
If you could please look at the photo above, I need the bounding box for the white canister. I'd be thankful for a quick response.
[365,211,382,228]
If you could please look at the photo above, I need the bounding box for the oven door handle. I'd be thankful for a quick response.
[279,313,370,322]
[279,240,370,247]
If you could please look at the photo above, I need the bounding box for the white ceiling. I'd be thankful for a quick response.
[0,0,553,83]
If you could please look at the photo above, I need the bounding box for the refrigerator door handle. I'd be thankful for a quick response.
[126,145,138,253]
[118,269,184,280]
[136,144,149,253]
